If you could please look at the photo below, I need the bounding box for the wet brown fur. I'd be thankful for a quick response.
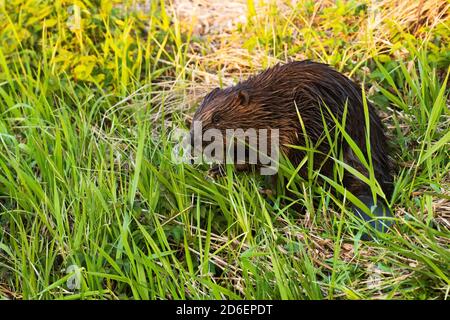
[191,60,393,199]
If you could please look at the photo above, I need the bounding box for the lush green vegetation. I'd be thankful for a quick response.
[0,0,449,299]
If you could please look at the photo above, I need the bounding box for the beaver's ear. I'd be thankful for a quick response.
[237,89,250,105]
[211,87,223,99]
[205,87,221,101]
[211,87,221,95]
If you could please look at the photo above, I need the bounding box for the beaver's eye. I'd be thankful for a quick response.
[211,113,221,124]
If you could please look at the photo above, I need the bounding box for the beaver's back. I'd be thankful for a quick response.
[240,61,393,198]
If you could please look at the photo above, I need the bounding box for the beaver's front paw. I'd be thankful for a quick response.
[352,196,394,241]
[207,164,226,179]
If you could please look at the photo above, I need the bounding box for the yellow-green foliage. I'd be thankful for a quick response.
[0,0,447,97]
[241,0,449,71]
[0,0,176,95]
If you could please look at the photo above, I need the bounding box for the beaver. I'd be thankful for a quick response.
[190,60,394,236]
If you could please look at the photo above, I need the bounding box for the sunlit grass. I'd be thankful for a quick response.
[0,0,449,300]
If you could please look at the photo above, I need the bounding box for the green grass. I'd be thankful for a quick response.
[0,0,449,299]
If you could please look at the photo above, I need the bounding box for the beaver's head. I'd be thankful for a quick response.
[190,83,298,157]
[192,87,262,131]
